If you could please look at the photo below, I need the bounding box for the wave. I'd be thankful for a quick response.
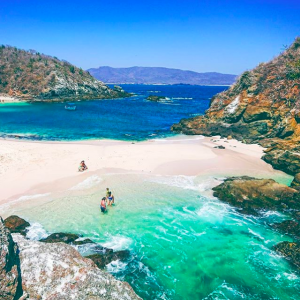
[146,175,197,190]
[17,193,51,201]
[171,97,193,100]
[102,235,133,251]
[69,175,103,190]
[26,222,49,240]
[106,259,128,273]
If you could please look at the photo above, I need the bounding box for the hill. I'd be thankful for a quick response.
[0,46,129,101]
[172,38,300,181]
[87,66,236,85]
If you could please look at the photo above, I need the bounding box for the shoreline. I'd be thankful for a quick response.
[0,135,292,207]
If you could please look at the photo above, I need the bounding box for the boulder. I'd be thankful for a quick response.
[0,217,22,300]
[86,250,131,269]
[4,215,30,236]
[12,234,141,300]
[273,241,300,269]
[291,173,300,190]
[212,176,300,214]
[40,232,94,245]
[272,220,300,240]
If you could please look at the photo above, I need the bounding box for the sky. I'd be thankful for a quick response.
[0,0,300,75]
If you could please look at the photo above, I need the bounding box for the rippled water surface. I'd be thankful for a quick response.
[3,173,299,300]
[0,85,227,141]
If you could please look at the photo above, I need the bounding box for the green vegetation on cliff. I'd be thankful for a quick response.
[0,45,130,101]
[172,38,300,177]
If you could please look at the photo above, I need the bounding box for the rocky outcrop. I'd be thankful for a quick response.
[40,232,94,245]
[272,220,300,240]
[12,234,141,300]
[0,45,131,101]
[291,173,300,190]
[86,250,130,269]
[0,218,22,300]
[212,176,300,214]
[146,95,166,102]
[4,215,30,236]
[172,38,300,176]
[273,242,300,269]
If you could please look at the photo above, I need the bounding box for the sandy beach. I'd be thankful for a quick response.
[0,135,289,206]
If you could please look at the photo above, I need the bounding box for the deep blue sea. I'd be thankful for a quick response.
[0,85,228,141]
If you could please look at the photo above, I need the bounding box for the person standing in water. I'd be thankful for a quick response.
[100,197,107,213]
[106,188,115,206]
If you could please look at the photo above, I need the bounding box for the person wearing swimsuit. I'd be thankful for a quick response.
[100,197,107,213]
[106,188,115,206]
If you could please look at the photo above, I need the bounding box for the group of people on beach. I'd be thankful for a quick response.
[100,188,115,213]
[77,160,114,213]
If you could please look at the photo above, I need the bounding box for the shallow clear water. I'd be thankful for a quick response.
[1,84,298,299]
[0,85,227,141]
[4,173,299,300]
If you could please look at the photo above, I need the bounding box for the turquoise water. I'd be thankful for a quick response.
[4,173,299,300]
[1,84,298,299]
[0,85,227,141]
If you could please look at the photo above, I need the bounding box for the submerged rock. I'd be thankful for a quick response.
[273,241,300,269]
[272,220,300,240]
[86,250,131,269]
[4,215,30,236]
[12,234,141,300]
[0,217,22,300]
[40,232,94,245]
[212,176,300,214]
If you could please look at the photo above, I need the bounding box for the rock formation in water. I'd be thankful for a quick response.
[172,38,300,180]
[13,233,140,300]
[272,220,300,241]
[0,217,22,300]
[146,95,167,102]
[212,176,300,215]
[0,217,141,299]
[0,45,130,101]
[4,215,30,236]
[273,242,300,269]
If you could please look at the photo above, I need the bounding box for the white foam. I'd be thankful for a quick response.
[106,260,128,273]
[172,97,193,100]
[197,177,225,192]
[102,235,133,251]
[70,175,103,190]
[17,193,51,201]
[26,222,49,240]
[0,192,51,211]
[147,175,197,190]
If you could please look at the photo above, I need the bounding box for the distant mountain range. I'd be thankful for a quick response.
[87,66,237,85]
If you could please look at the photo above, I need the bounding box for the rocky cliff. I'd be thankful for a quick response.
[0,46,130,101]
[172,38,300,178]
[0,217,22,300]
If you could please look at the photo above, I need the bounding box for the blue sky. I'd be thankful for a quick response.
[1,0,299,74]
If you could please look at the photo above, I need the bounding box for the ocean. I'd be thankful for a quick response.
[0,85,227,141]
[1,85,299,300]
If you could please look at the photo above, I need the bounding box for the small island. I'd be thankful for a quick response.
[146,95,167,102]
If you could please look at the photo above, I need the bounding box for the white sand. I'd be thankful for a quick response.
[0,135,287,205]
[0,94,24,103]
